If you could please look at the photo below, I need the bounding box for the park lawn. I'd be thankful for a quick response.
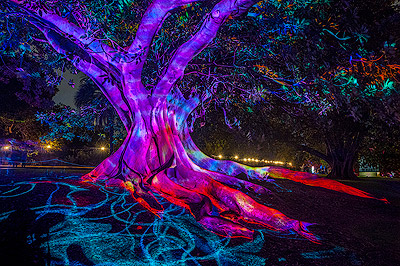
[0,169,399,265]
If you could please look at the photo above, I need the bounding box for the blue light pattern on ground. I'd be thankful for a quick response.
[0,174,365,265]
[0,175,270,265]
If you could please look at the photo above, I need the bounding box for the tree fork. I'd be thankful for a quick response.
[6,0,388,243]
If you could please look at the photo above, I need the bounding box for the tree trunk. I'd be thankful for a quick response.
[327,152,358,180]
[325,130,364,180]
[81,97,324,241]
[11,0,386,243]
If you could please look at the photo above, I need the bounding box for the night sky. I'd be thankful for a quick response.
[53,70,85,108]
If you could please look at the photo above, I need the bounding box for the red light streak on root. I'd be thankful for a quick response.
[267,167,389,204]
[81,138,327,242]
[149,164,322,243]
[198,216,254,239]
[122,181,164,218]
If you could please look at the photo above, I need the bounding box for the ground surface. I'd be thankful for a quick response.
[0,168,399,265]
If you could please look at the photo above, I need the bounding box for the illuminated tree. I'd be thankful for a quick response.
[1,0,387,241]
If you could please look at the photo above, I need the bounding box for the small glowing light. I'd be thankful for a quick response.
[289,162,292,166]
[234,155,238,160]
[218,154,223,159]
[244,158,247,162]
[101,147,106,151]
[251,158,255,161]
[46,145,51,149]
[255,159,259,162]
[4,146,10,150]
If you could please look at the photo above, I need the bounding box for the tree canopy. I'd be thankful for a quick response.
[0,0,391,243]
[0,55,57,141]
[190,0,400,178]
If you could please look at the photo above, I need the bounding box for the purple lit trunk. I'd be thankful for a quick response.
[84,95,312,240]
[8,0,386,243]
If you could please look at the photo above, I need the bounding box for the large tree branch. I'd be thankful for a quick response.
[24,16,133,129]
[298,144,332,165]
[46,30,132,130]
[7,0,122,67]
[153,0,257,98]
[4,0,134,129]
[168,87,212,131]
[122,0,205,97]
[126,0,204,67]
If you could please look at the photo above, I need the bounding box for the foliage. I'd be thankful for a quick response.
[37,104,99,142]
[360,121,400,175]
[187,0,400,177]
[0,56,56,141]
[0,0,394,252]
[0,12,68,87]
[74,78,126,144]
[36,103,125,144]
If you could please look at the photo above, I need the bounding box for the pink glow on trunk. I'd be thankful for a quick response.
[10,0,387,244]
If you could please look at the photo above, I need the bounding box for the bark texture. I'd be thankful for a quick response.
[6,0,388,242]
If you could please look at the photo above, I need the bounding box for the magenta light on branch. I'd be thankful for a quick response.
[4,0,388,243]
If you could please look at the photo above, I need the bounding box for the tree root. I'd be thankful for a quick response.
[84,160,322,243]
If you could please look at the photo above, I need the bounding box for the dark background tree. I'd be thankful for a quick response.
[0,55,56,142]
[189,0,400,179]
[74,78,125,155]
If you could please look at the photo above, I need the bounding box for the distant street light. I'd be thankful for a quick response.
[234,155,238,160]
[46,145,51,149]
[218,154,222,159]
[101,147,106,151]
[4,146,10,150]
